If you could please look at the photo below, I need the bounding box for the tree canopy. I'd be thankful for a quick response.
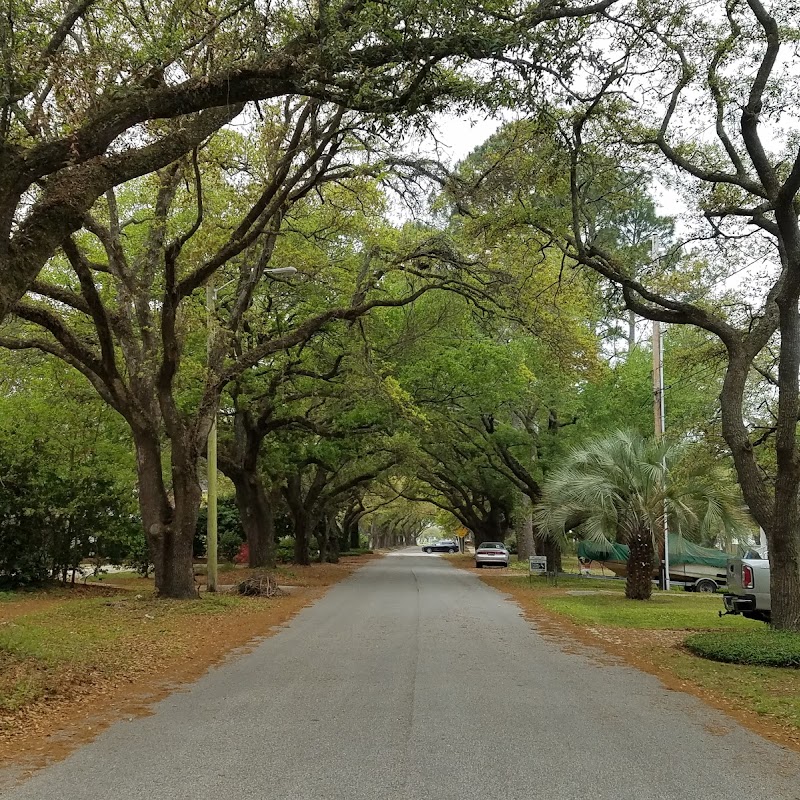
[2,0,798,630]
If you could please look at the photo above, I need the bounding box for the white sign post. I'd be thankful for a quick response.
[528,556,547,575]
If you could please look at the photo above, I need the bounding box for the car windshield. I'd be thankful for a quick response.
[480,543,504,549]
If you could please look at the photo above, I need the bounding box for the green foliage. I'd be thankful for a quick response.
[685,631,800,667]
[0,356,142,585]
[535,429,751,550]
[194,497,245,560]
[371,286,596,537]
[575,348,654,438]
[0,455,50,586]
[0,449,143,586]
[276,537,296,564]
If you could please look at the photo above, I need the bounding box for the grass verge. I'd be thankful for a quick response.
[539,590,757,630]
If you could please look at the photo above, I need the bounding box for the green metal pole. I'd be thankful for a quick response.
[206,282,218,593]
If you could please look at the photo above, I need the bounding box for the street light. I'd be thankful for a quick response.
[206,266,298,592]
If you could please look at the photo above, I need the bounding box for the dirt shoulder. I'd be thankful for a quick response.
[448,555,800,754]
[0,556,376,782]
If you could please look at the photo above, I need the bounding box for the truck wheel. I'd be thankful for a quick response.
[694,579,717,593]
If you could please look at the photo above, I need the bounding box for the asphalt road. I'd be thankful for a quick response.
[5,552,800,799]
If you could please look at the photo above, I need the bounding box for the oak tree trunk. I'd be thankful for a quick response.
[327,518,340,563]
[768,291,800,629]
[769,533,800,629]
[232,474,276,569]
[294,519,311,565]
[317,519,329,564]
[151,520,197,598]
[516,497,535,562]
[135,431,199,599]
[350,521,360,551]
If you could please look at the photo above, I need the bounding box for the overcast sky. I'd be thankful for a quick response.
[430,112,501,166]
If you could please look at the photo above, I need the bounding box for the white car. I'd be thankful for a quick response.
[475,542,509,568]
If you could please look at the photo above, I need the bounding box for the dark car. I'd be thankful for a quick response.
[422,539,459,554]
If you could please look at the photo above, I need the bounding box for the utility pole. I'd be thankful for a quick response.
[651,236,670,590]
[652,320,665,441]
[206,281,218,592]
[628,309,637,352]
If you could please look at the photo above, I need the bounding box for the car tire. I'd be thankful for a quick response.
[694,579,717,593]
[475,563,482,569]
[449,547,456,553]
[424,547,432,553]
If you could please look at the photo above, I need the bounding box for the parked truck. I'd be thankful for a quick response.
[722,555,771,623]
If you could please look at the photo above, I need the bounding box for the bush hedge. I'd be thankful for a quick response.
[684,630,800,667]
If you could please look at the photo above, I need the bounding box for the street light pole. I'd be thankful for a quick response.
[206,280,218,592]
[206,267,298,593]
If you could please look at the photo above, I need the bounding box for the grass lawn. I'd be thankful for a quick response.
[465,565,800,750]
[540,589,759,630]
[83,569,143,583]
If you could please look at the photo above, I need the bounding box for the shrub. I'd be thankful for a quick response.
[233,542,249,565]
[340,548,374,556]
[684,630,800,667]
[194,497,245,558]
[0,452,141,587]
[219,529,245,563]
[276,537,295,563]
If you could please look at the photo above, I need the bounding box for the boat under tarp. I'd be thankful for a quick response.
[577,535,729,585]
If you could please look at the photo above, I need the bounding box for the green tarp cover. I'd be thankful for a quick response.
[577,540,630,563]
[577,534,729,568]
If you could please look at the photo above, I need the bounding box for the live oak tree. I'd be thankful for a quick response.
[218,334,385,568]
[214,176,496,566]
[0,0,616,321]
[497,0,800,627]
[374,145,607,554]
[373,282,597,556]
[213,177,389,569]
[451,113,755,553]
[0,103,470,595]
[245,344,412,566]
[365,499,439,549]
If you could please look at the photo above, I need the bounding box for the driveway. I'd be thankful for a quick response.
[4,551,799,799]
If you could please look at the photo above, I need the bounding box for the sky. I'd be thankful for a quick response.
[433,112,500,165]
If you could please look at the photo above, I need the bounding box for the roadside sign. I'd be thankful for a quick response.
[455,527,469,539]
[529,556,547,575]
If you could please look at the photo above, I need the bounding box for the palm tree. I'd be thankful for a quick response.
[534,430,750,600]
